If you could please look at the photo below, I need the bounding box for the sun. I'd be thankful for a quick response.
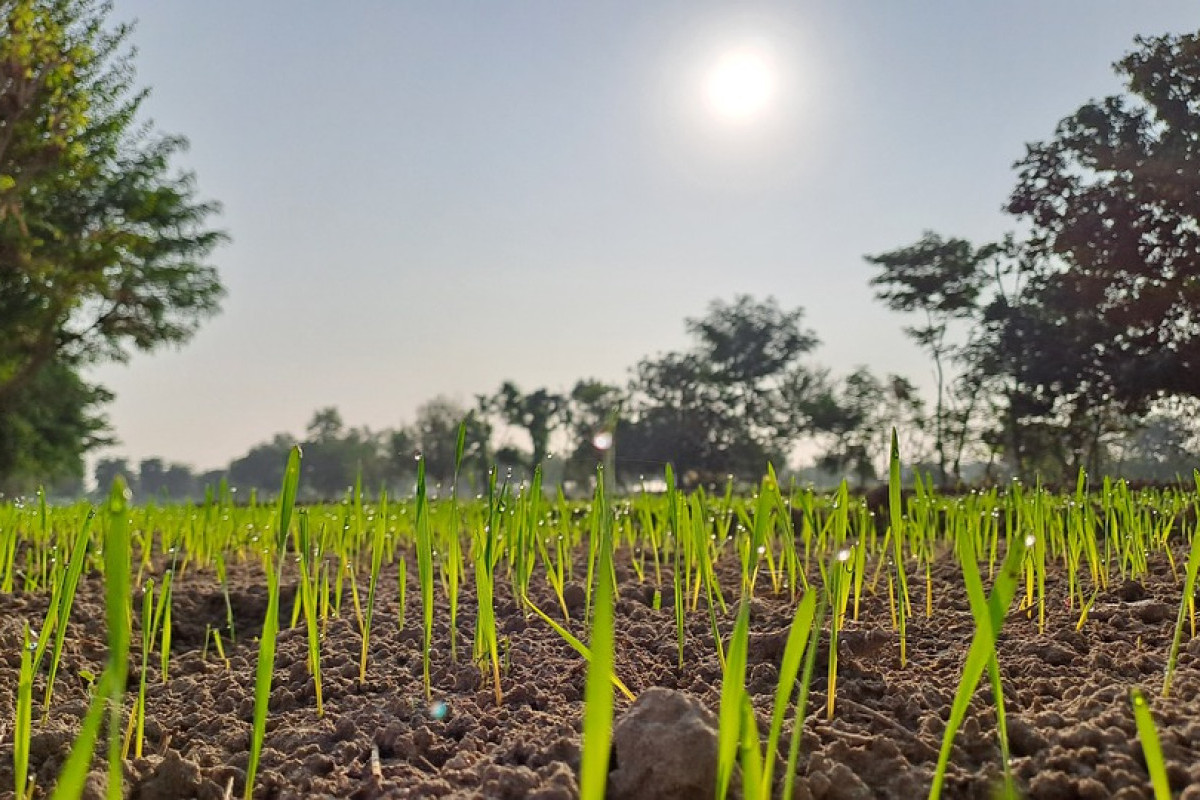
[704,48,776,122]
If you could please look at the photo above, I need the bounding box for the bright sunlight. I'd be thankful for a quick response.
[704,47,776,121]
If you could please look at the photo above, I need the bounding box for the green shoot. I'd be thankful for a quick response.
[761,589,818,796]
[244,446,301,800]
[1163,470,1200,696]
[15,624,33,800]
[578,467,617,800]
[415,455,435,700]
[1129,688,1171,800]
[716,594,751,800]
[928,528,1028,800]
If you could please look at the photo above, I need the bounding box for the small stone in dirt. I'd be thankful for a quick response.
[608,687,722,800]
[1038,643,1076,667]
[80,770,107,800]
[1114,579,1145,602]
[562,583,587,614]
[1075,777,1108,800]
[1128,599,1171,624]
[1006,715,1047,757]
[1028,770,1073,800]
[135,750,205,800]
[806,755,871,800]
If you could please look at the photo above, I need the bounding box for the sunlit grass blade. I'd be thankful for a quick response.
[1130,688,1171,800]
[889,429,909,667]
[37,510,94,709]
[716,594,751,800]
[14,624,33,800]
[1163,470,1200,696]
[244,446,301,800]
[52,477,131,800]
[782,598,826,800]
[928,529,1028,800]
[762,589,817,796]
[415,456,435,700]
[578,467,616,800]
[525,597,635,701]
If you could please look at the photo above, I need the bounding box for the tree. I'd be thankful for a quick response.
[93,455,129,495]
[228,434,296,496]
[0,1,225,489]
[412,397,492,488]
[623,296,826,485]
[866,233,997,485]
[562,379,624,484]
[1006,32,1200,412]
[814,368,927,487]
[0,361,111,494]
[483,382,566,470]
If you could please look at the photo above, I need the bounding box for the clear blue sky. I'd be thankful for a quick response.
[93,2,1199,471]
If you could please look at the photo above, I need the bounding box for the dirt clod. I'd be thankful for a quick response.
[608,687,722,800]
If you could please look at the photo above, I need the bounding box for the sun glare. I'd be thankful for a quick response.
[704,48,776,122]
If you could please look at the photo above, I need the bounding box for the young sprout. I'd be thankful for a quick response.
[578,467,617,800]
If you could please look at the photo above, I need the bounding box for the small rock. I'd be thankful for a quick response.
[1114,580,1145,601]
[562,583,587,614]
[1028,770,1073,800]
[1038,643,1076,667]
[1075,777,1108,800]
[1007,715,1047,757]
[136,750,204,800]
[820,762,871,800]
[608,687,723,800]
[1129,599,1171,624]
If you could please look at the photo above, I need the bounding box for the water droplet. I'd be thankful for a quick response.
[1024,535,1036,547]
[428,700,448,720]
[837,548,851,563]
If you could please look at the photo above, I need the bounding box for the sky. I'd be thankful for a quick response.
[92,1,1200,472]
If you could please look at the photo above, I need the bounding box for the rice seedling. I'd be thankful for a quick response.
[446,421,469,662]
[1129,688,1171,800]
[359,490,388,683]
[474,465,504,705]
[36,509,94,709]
[14,624,33,800]
[1163,469,1200,696]
[578,467,617,800]
[927,522,1028,800]
[244,445,301,800]
[296,510,325,715]
[51,476,132,800]
[415,455,435,700]
[760,589,818,797]
[124,578,159,759]
[888,429,910,668]
[716,593,751,800]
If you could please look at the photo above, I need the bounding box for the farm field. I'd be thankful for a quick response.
[1,453,1199,799]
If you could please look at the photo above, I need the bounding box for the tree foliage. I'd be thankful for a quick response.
[1006,32,1200,410]
[0,0,225,491]
[622,295,827,485]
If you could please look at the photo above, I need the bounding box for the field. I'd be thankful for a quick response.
[1,449,1199,799]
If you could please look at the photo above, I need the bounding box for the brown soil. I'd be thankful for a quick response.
[1,547,1198,800]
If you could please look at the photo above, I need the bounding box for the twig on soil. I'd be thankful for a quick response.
[370,742,383,780]
[834,698,940,760]
[222,776,234,800]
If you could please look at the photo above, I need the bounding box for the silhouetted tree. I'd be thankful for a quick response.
[623,296,827,485]
[483,383,566,471]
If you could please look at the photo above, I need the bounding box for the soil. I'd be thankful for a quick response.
[1,544,1198,800]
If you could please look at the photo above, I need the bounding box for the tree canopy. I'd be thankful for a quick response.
[0,0,225,492]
